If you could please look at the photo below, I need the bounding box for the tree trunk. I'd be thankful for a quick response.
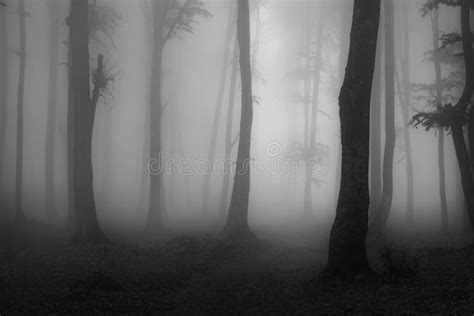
[147,1,166,230]
[326,0,380,276]
[370,0,395,235]
[369,15,383,217]
[14,0,26,226]
[45,0,60,220]
[201,2,236,216]
[304,5,325,220]
[0,1,7,186]
[67,41,75,229]
[450,0,474,231]
[224,0,254,238]
[69,0,105,243]
[432,7,449,232]
[219,36,239,222]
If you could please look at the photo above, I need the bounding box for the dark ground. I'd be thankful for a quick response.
[1,222,474,315]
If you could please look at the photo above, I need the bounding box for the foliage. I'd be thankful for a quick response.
[411,103,469,131]
[89,2,122,49]
[420,0,461,17]
[164,0,212,41]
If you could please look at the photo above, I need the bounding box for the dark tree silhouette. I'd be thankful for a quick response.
[326,0,380,276]
[412,0,474,230]
[224,0,254,239]
[69,0,106,243]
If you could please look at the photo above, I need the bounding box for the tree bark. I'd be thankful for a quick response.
[224,0,254,238]
[326,0,380,276]
[14,0,26,226]
[69,0,105,243]
[67,41,75,229]
[370,0,395,235]
[201,2,236,216]
[45,0,60,220]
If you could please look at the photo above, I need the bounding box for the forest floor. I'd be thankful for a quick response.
[1,222,474,315]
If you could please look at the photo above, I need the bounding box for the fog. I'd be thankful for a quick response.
[0,0,469,238]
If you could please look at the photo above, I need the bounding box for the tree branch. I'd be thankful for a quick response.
[163,0,191,43]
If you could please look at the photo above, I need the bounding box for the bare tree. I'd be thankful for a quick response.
[326,0,380,276]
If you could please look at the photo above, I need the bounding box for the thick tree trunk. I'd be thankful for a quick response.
[69,0,105,243]
[14,0,26,226]
[369,18,383,217]
[147,1,166,230]
[224,0,254,238]
[431,7,449,232]
[45,0,60,220]
[304,4,325,221]
[201,2,236,216]
[219,37,239,222]
[370,0,395,235]
[326,0,380,276]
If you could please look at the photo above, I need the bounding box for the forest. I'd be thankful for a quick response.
[0,0,474,314]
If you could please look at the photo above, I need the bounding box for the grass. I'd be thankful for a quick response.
[0,224,474,314]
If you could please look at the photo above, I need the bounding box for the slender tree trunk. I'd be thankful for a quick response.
[67,42,75,229]
[219,37,239,221]
[224,0,254,238]
[431,7,449,232]
[370,0,395,235]
[14,0,26,226]
[399,0,415,225]
[326,0,380,276]
[0,1,7,184]
[450,0,474,230]
[147,1,166,229]
[201,2,236,216]
[0,1,7,227]
[69,0,105,243]
[303,2,312,219]
[304,5,325,220]
[45,0,60,220]
[369,15,383,217]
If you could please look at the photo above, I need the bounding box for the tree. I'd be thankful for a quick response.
[44,0,61,220]
[370,0,396,235]
[69,0,107,243]
[369,13,383,217]
[14,0,26,226]
[396,0,415,225]
[200,2,236,217]
[430,4,449,231]
[146,0,210,230]
[223,0,254,239]
[0,0,7,188]
[412,0,474,230]
[325,0,380,276]
[219,36,239,221]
